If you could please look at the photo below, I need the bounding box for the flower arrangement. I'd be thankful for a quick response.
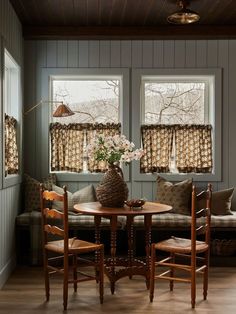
[86,134,144,165]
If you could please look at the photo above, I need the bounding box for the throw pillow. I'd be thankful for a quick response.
[206,188,234,215]
[156,175,192,215]
[24,173,57,212]
[52,184,97,212]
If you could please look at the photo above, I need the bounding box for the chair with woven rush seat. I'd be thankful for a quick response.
[40,184,104,310]
[149,183,212,308]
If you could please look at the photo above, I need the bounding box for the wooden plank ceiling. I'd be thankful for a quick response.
[9,0,236,40]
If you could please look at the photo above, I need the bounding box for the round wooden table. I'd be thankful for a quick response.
[74,201,172,294]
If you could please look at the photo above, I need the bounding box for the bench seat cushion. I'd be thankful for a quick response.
[133,211,236,229]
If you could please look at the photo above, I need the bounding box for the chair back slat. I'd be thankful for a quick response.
[43,190,64,201]
[44,224,64,236]
[44,208,64,219]
[191,184,212,249]
[40,184,69,250]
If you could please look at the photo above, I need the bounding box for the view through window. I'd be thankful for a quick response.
[141,77,213,174]
[52,79,120,124]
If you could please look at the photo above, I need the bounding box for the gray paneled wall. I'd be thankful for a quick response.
[0,0,23,288]
[24,39,236,206]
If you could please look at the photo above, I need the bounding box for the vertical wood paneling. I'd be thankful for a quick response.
[100,41,110,67]
[89,41,100,67]
[174,40,185,68]
[196,40,207,68]
[207,40,218,67]
[78,41,89,67]
[57,40,68,67]
[110,41,121,67]
[228,40,236,202]
[131,41,142,68]
[46,41,57,67]
[163,40,174,68]
[121,41,132,67]
[185,40,196,68]
[218,40,229,190]
[153,40,164,68]
[24,41,37,176]
[142,40,153,68]
[0,0,23,288]
[68,41,78,68]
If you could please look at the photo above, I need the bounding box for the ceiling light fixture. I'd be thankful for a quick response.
[167,0,200,25]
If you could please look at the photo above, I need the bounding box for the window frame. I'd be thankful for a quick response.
[132,68,222,182]
[1,43,22,188]
[41,68,130,182]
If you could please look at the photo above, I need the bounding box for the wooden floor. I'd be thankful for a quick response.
[0,266,236,313]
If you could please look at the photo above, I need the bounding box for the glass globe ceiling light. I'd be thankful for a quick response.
[167,0,200,25]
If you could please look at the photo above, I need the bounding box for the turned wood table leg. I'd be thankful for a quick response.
[110,215,117,294]
[94,215,101,283]
[127,215,134,279]
[144,214,152,289]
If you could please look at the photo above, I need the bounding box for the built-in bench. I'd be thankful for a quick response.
[16,209,236,266]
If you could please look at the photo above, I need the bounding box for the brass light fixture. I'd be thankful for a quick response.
[24,100,75,117]
[167,0,200,25]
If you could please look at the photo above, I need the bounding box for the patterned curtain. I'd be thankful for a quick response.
[140,125,174,173]
[50,123,84,172]
[5,114,19,176]
[175,124,212,173]
[86,123,121,172]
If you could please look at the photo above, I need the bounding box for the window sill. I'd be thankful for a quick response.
[132,164,221,182]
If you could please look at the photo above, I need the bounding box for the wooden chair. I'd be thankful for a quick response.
[40,184,104,310]
[150,183,212,308]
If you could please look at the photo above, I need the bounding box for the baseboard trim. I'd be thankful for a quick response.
[0,256,16,289]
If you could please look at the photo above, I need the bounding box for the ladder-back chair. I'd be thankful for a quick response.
[40,184,104,310]
[150,183,212,308]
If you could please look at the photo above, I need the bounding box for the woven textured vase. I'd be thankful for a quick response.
[96,164,129,207]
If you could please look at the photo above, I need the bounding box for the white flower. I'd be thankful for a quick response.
[86,134,144,165]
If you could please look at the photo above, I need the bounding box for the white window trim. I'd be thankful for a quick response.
[41,68,130,182]
[132,68,222,182]
[1,44,22,188]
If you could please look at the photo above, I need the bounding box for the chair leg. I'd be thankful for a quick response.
[149,244,156,302]
[63,257,69,310]
[169,253,175,291]
[99,246,104,304]
[73,254,78,292]
[191,269,196,309]
[43,250,50,301]
[203,251,209,300]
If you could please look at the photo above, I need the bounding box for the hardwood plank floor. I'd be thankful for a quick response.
[0,266,235,313]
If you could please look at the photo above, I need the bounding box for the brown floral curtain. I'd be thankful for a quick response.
[141,124,213,174]
[140,125,174,173]
[86,123,121,172]
[50,123,84,172]
[175,124,212,173]
[5,114,19,176]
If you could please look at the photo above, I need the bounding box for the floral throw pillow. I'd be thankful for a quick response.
[156,175,192,215]
[24,173,57,212]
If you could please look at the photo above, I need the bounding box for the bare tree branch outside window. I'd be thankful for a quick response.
[144,82,205,124]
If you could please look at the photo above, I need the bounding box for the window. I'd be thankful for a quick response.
[3,49,21,183]
[132,69,222,181]
[40,68,129,181]
[50,77,122,173]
